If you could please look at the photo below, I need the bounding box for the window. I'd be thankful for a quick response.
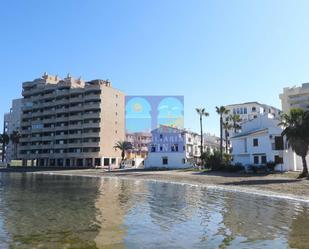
[261,156,267,164]
[253,138,258,147]
[252,107,256,112]
[244,138,248,153]
[171,144,179,152]
[151,146,156,152]
[162,157,168,165]
[104,158,110,166]
[254,156,259,164]
[182,158,186,164]
[244,107,247,114]
[160,134,163,139]
[274,136,284,150]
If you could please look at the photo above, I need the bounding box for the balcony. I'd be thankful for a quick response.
[83,113,100,119]
[82,142,100,147]
[83,102,101,110]
[68,115,83,121]
[83,122,100,129]
[69,106,84,112]
[84,94,101,101]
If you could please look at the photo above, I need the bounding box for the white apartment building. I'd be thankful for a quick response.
[204,133,221,153]
[19,73,125,167]
[231,115,285,170]
[280,83,309,171]
[3,99,23,162]
[223,102,281,137]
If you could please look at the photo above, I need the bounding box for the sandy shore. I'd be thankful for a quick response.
[33,168,309,202]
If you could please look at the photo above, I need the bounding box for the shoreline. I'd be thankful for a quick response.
[27,168,309,204]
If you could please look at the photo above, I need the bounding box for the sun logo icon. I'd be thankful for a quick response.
[133,102,143,112]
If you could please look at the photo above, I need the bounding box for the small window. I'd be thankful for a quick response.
[253,138,258,147]
[261,156,267,164]
[182,158,186,164]
[244,107,247,114]
[252,107,256,112]
[151,146,156,152]
[162,157,168,165]
[160,134,163,139]
[254,156,259,164]
[274,136,284,150]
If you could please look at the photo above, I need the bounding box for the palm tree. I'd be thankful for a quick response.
[229,114,242,133]
[196,108,209,164]
[280,108,309,178]
[113,141,133,165]
[223,121,232,153]
[216,106,230,159]
[10,130,20,160]
[0,133,9,162]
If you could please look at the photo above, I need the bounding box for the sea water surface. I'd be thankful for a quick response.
[0,173,308,249]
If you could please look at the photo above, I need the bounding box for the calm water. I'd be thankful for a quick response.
[0,173,308,249]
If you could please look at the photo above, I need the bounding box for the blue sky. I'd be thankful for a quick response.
[1,0,309,135]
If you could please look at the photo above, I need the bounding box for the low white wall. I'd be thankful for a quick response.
[283,149,309,171]
[144,152,191,169]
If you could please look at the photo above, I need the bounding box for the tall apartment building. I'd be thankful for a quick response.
[3,98,23,162]
[279,83,309,171]
[280,83,309,112]
[19,73,125,167]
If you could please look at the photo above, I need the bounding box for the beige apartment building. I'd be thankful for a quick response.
[280,83,309,112]
[279,83,309,171]
[19,73,125,167]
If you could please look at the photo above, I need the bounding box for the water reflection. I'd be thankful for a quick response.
[0,173,308,248]
[0,173,101,248]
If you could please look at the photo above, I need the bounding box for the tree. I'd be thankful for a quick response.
[216,106,230,159]
[229,114,242,133]
[10,130,20,160]
[113,141,133,166]
[223,121,232,153]
[0,133,9,162]
[280,108,309,178]
[196,108,209,165]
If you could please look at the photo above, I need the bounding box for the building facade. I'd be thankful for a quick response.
[3,98,23,162]
[203,133,221,153]
[126,132,152,159]
[231,115,284,170]
[223,102,281,137]
[144,126,220,169]
[19,73,125,167]
[280,83,309,171]
[280,83,309,112]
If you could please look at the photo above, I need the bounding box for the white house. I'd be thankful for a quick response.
[144,126,199,169]
[231,115,285,170]
[144,126,219,169]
